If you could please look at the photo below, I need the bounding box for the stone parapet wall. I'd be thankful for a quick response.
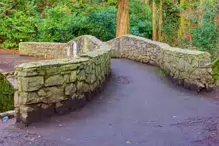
[67,35,104,56]
[106,35,212,91]
[15,36,111,124]
[19,42,67,59]
[13,34,214,124]
[19,35,107,59]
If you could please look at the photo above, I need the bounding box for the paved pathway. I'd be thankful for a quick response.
[0,54,44,72]
[1,59,219,146]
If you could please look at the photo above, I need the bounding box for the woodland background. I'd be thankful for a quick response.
[0,0,218,59]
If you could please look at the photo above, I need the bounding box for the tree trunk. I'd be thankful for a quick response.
[145,0,151,5]
[215,0,219,56]
[179,0,185,6]
[158,0,163,41]
[152,0,157,41]
[200,0,204,7]
[178,0,185,37]
[116,0,130,37]
[198,0,204,27]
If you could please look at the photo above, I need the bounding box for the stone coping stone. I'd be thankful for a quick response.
[16,57,89,69]
[20,42,65,45]
[121,35,210,56]
[16,48,110,70]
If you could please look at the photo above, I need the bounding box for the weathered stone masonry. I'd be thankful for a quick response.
[19,42,67,59]
[106,35,212,91]
[19,35,105,59]
[15,36,111,124]
[15,35,213,124]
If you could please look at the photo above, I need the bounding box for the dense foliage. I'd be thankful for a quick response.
[0,0,152,49]
[161,1,181,46]
[176,0,219,60]
[0,0,218,59]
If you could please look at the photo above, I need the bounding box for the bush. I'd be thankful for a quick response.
[161,1,181,46]
[0,11,39,49]
[0,73,14,112]
[87,7,117,41]
[191,8,218,59]
[0,1,40,49]
[130,1,152,39]
[0,0,152,48]
[37,6,76,42]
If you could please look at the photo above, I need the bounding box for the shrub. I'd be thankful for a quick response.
[37,5,74,42]
[130,1,152,39]
[86,7,117,41]
[191,8,218,59]
[0,73,15,112]
[0,11,39,49]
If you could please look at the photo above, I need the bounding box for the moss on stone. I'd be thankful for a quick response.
[0,73,15,112]
[77,70,86,81]
[19,76,44,92]
[70,71,77,82]
[212,58,219,86]
[45,75,64,86]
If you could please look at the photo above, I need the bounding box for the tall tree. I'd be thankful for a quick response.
[178,0,185,37]
[200,0,204,7]
[145,0,151,5]
[158,0,163,41]
[116,0,130,37]
[152,0,157,41]
[198,0,204,26]
[215,0,219,51]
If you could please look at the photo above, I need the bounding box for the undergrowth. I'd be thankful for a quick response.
[0,73,15,112]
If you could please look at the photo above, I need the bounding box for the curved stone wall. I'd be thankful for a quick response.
[67,35,106,56]
[19,35,107,59]
[15,36,111,124]
[19,42,67,59]
[13,34,214,124]
[106,35,212,91]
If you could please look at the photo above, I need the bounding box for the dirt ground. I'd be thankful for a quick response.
[0,59,219,146]
[0,49,19,55]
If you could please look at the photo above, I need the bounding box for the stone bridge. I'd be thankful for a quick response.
[0,35,218,145]
[0,35,213,124]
